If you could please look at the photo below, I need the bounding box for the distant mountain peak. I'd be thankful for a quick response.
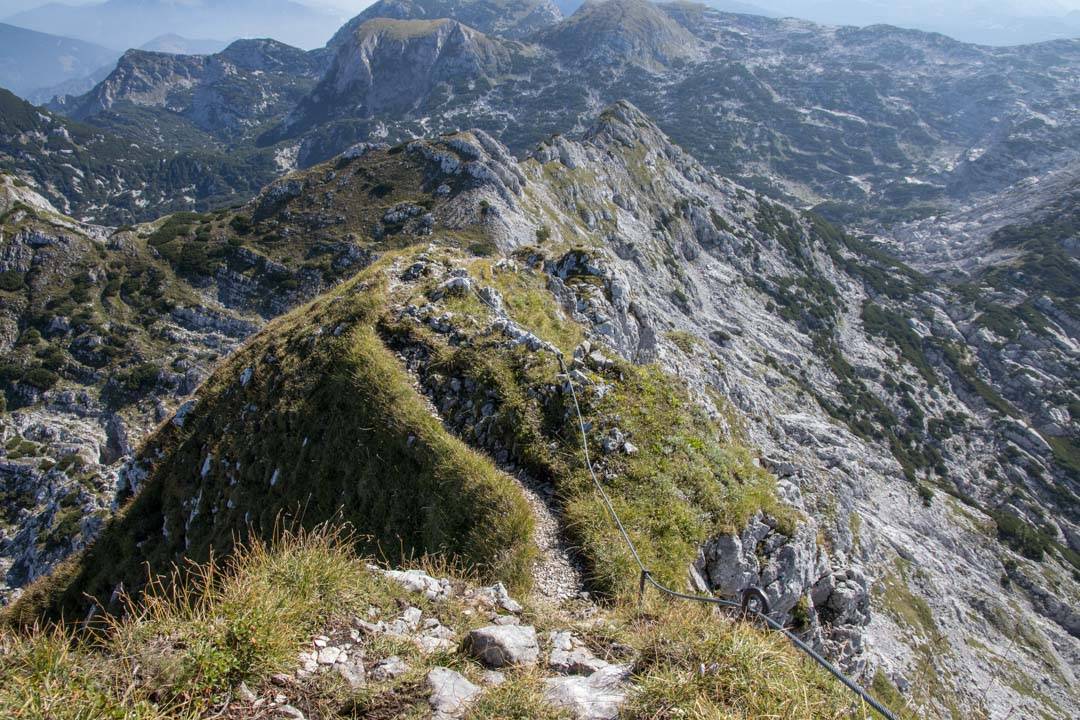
[329,0,562,45]
[139,34,231,56]
[279,17,511,135]
[537,0,700,68]
[0,22,119,98]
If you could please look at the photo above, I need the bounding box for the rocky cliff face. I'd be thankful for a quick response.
[329,0,563,44]
[280,18,514,138]
[8,104,1077,718]
[56,40,326,146]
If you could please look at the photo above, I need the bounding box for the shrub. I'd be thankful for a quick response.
[917,484,934,506]
[369,182,394,198]
[990,511,1049,561]
[148,213,201,246]
[0,270,25,292]
[229,214,253,234]
[21,367,59,391]
[122,363,161,394]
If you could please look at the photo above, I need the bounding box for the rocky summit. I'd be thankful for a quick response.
[328,0,564,45]
[0,3,1078,720]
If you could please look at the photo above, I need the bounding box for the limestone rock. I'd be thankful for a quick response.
[427,667,481,719]
[370,655,409,681]
[466,625,539,667]
[543,664,632,720]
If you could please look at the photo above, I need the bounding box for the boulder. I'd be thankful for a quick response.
[427,667,481,719]
[370,655,408,681]
[543,664,632,720]
[466,625,539,667]
[548,631,609,675]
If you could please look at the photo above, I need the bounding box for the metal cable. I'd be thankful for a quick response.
[556,354,901,720]
[469,280,898,719]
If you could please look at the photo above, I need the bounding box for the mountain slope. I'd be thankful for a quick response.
[2,527,862,719]
[0,22,119,98]
[329,0,563,43]
[0,167,375,594]
[0,89,289,224]
[270,2,1080,232]
[274,18,516,140]
[6,103,1078,717]
[55,40,326,148]
[535,0,699,67]
[20,4,1080,251]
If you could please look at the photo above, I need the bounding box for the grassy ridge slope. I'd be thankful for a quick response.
[10,261,536,624]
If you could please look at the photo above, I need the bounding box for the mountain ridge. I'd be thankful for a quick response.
[2,2,1080,716]
[4,101,1077,717]
[329,0,564,44]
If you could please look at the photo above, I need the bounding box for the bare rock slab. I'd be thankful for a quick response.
[427,667,481,719]
[466,624,539,667]
[543,664,632,720]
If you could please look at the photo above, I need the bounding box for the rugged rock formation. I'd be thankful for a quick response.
[330,0,563,43]
[535,0,699,68]
[56,39,325,144]
[280,18,514,137]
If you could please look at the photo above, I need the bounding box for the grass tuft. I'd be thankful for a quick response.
[104,525,366,713]
[624,601,870,719]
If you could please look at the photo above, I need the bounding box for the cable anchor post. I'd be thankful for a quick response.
[638,569,650,608]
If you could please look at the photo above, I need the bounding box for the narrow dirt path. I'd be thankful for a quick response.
[506,469,587,603]
[385,263,587,604]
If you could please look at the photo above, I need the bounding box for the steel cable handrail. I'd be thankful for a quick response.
[556,355,901,720]
[467,280,899,718]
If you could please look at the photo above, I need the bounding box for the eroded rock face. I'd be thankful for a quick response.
[285,18,511,134]
[453,104,1077,716]
[694,512,871,672]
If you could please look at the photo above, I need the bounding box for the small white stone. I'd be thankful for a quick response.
[317,646,343,665]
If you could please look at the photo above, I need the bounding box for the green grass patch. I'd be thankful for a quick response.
[476,261,584,354]
[3,526,881,720]
[565,361,797,597]
[877,561,936,637]
[625,602,863,719]
[665,330,700,354]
